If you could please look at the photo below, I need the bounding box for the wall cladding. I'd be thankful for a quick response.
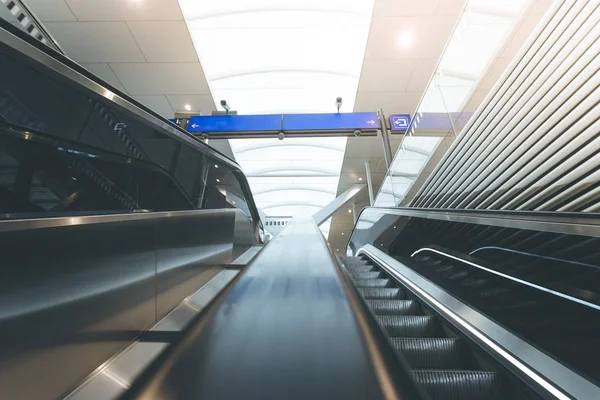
[412,1,600,212]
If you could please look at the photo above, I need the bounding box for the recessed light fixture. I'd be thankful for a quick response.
[232,201,236,204]
[359,177,363,181]
[348,209,352,213]
[341,232,344,235]
[216,179,220,182]
[214,164,218,168]
[184,104,192,111]
[397,30,414,48]
[393,226,396,229]
[336,249,339,251]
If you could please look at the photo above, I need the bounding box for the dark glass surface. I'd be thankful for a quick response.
[349,208,600,385]
[0,126,192,217]
[0,40,256,221]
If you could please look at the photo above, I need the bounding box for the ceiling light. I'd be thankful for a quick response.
[232,201,236,204]
[393,226,396,229]
[341,232,344,235]
[184,104,192,111]
[216,179,220,182]
[397,30,414,48]
[359,177,363,181]
[336,249,339,251]
[214,164,218,168]
[348,209,352,213]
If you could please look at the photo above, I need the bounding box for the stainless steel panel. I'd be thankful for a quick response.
[0,209,241,400]
[232,209,256,259]
[229,245,263,267]
[66,270,239,400]
[0,219,157,400]
[155,210,237,319]
[358,245,600,400]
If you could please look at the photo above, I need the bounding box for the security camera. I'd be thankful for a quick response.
[336,97,343,113]
[353,129,362,137]
[201,133,209,143]
[220,100,230,114]
[278,132,285,141]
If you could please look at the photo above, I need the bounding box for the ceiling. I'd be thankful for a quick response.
[25,0,553,253]
[26,0,216,117]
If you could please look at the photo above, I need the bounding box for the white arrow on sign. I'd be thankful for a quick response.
[367,120,375,125]
[191,123,199,128]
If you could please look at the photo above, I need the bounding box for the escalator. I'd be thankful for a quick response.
[342,255,538,400]
[399,249,600,385]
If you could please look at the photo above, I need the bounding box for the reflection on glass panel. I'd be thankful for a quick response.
[0,126,192,218]
[375,0,533,208]
[202,161,253,221]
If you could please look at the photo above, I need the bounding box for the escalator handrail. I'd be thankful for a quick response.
[351,206,600,242]
[357,244,600,400]
[412,246,600,312]
[470,246,600,270]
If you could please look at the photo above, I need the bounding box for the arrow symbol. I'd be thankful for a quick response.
[367,120,375,125]
[191,123,199,128]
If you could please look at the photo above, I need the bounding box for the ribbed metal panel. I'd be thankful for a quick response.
[412,1,600,212]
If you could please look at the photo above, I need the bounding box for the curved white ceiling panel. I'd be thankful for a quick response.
[178,1,375,237]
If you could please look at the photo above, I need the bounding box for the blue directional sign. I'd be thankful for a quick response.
[188,114,282,133]
[389,114,411,132]
[168,118,177,124]
[283,112,379,131]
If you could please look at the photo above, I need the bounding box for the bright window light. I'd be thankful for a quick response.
[178,0,375,239]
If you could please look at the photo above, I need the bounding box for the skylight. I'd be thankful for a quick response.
[179,0,375,236]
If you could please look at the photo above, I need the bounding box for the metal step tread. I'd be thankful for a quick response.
[411,370,505,400]
[376,315,439,337]
[365,299,420,315]
[391,337,471,369]
[348,271,383,280]
[358,287,405,300]
[352,278,391,288]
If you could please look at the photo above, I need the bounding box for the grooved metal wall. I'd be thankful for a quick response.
[411,1,600,212]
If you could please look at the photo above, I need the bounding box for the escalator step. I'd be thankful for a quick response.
[353,278,390,288]
[346,265,377,273]
[411,370,505,400]
[391,338,469,369]
[358,288,404,299]
[365,299,419,315]
[376,315,439,337]
[348,271,382,280]
[342,257,371,267]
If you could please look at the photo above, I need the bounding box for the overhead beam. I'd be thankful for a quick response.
[313,184,366,226]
